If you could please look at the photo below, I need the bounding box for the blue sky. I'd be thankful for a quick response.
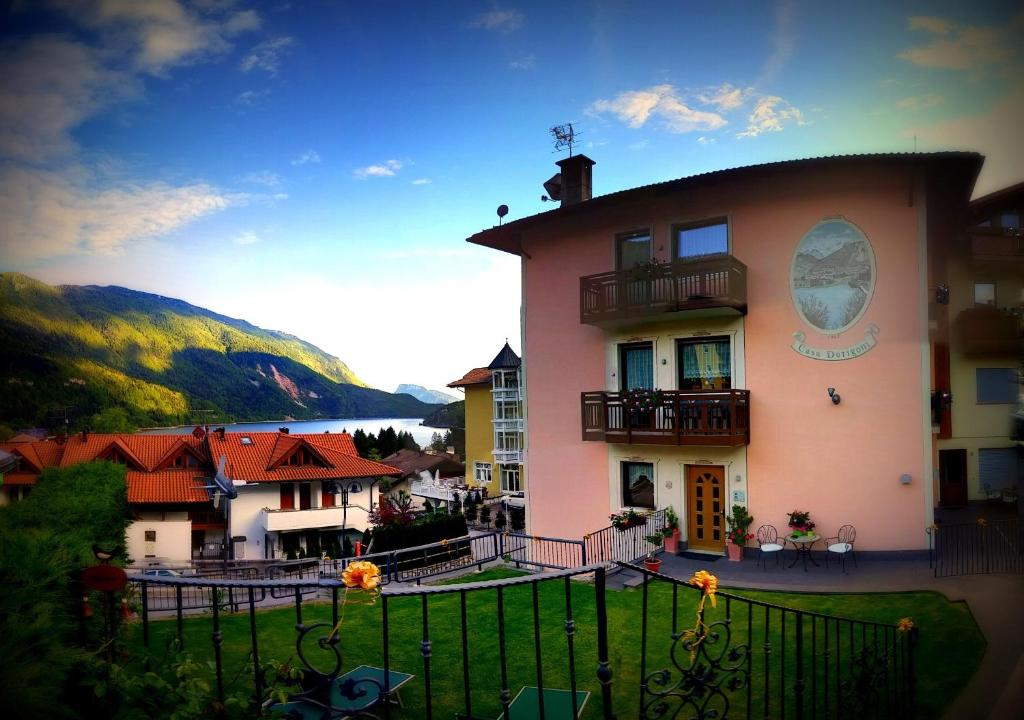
[1,1,1021,393]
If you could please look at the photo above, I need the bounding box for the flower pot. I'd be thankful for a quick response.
[726,541,743,562]
[643,558,662,572]
[664,529,680,554]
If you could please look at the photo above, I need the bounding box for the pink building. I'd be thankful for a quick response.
[469,152,1010,552]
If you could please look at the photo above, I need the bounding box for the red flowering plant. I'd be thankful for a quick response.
[624,387,664,413]
[369,491,416,527]
[725,505,754,546]
[787,510,816,536]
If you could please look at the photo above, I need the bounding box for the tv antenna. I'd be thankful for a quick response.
[550,123,578,157]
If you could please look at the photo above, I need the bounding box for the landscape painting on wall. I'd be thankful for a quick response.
[790,219,875,334]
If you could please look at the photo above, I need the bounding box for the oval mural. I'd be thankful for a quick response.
[790,219,875,334]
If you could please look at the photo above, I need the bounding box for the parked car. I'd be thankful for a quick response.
[141,568,182,578]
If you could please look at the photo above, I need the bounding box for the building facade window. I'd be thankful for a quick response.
[675,219,728,258]
[474,462,492,486]
[494,400,520,419]
[493,370,519,389]
[678,337,732,390]
[974,282,996,306]
[621,461,655,509]
[977,368,1018,404]
[144,530,157,542]
[616,229,652,270]
[495,431,522,452]
[619,342,654,391]
[500,465,522,493]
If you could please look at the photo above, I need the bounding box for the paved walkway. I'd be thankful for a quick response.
[645,551,1024,720]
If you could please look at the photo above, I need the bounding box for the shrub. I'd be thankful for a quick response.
[494,511,507,532]
[367,513,469,553]
[464,499,479,525]
[510,507,526,533]
[479,504,492,527]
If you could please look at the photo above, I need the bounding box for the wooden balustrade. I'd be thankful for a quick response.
[581,389,750,446]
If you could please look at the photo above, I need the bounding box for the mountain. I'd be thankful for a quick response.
[422,400,465,429]
[394,384,459,405]
[0,273,439,430]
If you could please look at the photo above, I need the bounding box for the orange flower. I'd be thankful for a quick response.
[689,570,718,608]
[897,617,914,634]
[341,561,381,591]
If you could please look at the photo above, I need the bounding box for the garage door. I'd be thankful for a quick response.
[979,447,1021,491]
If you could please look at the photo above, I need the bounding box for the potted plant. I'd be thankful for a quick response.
[643,533,664,572]
[610,508,648,531]
[663,506,681,554]
[787,510,816,539]
[725,505,754,562]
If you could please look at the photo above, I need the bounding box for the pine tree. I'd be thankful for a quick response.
[464,498,478,524]
[479,504,492,527]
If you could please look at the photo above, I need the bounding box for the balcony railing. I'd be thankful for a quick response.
[581,389,750,446]
[957,306,1022,355]
[971,228,1023,260]
[261,506,348,532]
[580,255,747,325]
[492,418,524,432]
[493,449,524,464]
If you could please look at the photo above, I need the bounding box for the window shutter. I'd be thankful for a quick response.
[979,448,1021,491]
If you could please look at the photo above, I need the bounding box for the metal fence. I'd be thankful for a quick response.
[127,560,916,719]
[929,518,1024,577]
[585,508,667,564]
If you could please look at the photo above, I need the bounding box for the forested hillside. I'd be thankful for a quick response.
[0,273,438,430]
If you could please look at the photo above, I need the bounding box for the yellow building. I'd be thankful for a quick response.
[934,183,1022,506]
[448,343,527,507]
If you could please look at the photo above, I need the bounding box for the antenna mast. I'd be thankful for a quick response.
[550,123,577,157]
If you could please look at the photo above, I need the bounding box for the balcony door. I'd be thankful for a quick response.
[616,230,651,270]
[678,337,731,391]
[686,465,725,551]
[619,342,654,391]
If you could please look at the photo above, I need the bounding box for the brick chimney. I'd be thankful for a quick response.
[554,154,596,207]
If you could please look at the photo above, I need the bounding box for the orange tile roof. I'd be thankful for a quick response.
[0,440,64,474]
[7,433,42,443]
[126,471,210,504]
[447,367,492,388]
[206,431,400,483]
[1,472,38,486]
[59,433,207,471]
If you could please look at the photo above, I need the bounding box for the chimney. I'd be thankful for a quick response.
[80,429,88,442]
[279,427,289,434]
[216,427,225,440]
[554,154,596,206]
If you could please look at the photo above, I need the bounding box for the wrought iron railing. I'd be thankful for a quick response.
[585,508,667,564]
[928,519,1024,577]
[582,389,751,446]
[580,255,747,325]
[126,560,916,718]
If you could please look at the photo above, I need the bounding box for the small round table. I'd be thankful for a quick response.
[786,533,821,572]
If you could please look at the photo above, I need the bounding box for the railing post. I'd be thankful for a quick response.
[594,566,615,719]
[794,610,805,720]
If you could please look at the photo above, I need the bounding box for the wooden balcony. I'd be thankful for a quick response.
[580,255,747,326]
[957,306,1023,356]
[971,229,1023,261]
[581,389,750,446]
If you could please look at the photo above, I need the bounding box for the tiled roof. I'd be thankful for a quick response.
[468,152,984,255]
[0,440,63,473]
[207,431,400,483]
[7,433,42,443]
[447,367,492,387]
[126,471,210,504]
[59,433,207,471]
[381,448,465,478]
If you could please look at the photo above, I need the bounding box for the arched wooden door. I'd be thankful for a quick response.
[686,465,725,551]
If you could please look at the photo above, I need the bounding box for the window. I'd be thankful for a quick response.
[976,368,1019,404]
[616,230,651,270]
[619,342,654,391]
[678,337,731,390]
[1000,212,1020,229]
[144,530,156,542]
[622,462,655,509]
[280,483,295,510]
[500,466,521,493]
[298,483,312,510]
[474,462,492,485]
[240,436,253,445]
[321,482,336,507]
[493,369,519,389]
[974,282,996,306]
[495,431,522,451]
[675,219,728,258]
[494,400,520,419]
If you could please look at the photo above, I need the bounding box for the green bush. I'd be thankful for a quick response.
[0,461,130,718]
[367,513,469,553]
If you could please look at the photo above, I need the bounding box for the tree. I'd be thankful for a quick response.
[510,507,526,533]
[479,504,492,527]
[90,406,135,433]
[494,510,507,532]
[464,498,478,525]
[428,431,445,451]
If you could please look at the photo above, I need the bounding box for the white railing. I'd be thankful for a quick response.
[492,418,524,432]
[491,388,520,401]
[260,506,346,532]
[409,478,459,502]
[493,449,524,464]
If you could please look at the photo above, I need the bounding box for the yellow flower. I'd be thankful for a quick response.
[897,617,914,633]
[977,518,988,527]
[689,570,718,607]
[341,561,381,591]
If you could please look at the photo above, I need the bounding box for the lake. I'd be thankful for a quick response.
[141,417,438,447]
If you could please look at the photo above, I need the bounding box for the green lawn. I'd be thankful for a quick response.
[128,568,983,719]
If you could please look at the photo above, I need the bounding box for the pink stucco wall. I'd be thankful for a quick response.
[522,162,932,550]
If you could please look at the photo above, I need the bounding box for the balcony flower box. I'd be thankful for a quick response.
[610,509,648,531]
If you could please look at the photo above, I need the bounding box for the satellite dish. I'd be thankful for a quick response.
[543,173,562,201]
[212,455,238,500]
[497,204,508,219]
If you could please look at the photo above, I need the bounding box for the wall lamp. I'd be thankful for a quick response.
[827,387,841,405]
[935,284,950,305]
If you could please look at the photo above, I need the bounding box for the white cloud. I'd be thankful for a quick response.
[353,159,402,179]
[290,149,321,166]
[509,54,535,70]
[696,83,750,111]
[899,16,1018,69]
[468,9,524,32]
[736,96,806,138]
[240,170,281,186]
[235,88,269,105]
[589,84,727,133]
[0,37,137,163]
[233,230,261,246]
[697,136,716,145]
[0,165,232,264]
[411,178,432,185]
[62,0,258,75]
[240,36,294,75]
[895,94,944,111]
[628,139,649,151]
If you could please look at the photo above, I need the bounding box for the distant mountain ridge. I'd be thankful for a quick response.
[0,273,439,429]
[394,384,459,405]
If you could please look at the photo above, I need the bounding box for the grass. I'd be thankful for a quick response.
[128,568,984,719]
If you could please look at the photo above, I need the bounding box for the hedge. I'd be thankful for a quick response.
[366,513,470,553]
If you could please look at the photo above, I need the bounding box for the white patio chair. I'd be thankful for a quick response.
[756,525,784,570]
[825,524,857,573]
